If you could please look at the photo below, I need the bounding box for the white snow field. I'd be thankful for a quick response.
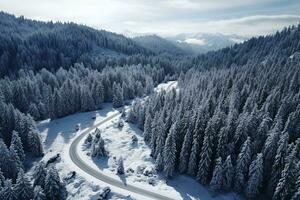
[34,81,240,200]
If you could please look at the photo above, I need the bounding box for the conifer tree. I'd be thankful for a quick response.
[155,153,164,172]
[0,139,11,178]
[187,134,201,176]
[179,129,193,174]
[9,144,22,180]
[163,125,176,178]
[33,186,46,200]
[45,166,62,200]
[209,157,223,193]
[14,169,34,200]
[1,180,17,200]
[117,157,125,175]
[246,153,264,200]
[273,145,298,200]
[196,132,213,185]
[222,155,234,191]
[10,131,25,163]
[234,137,252,193]
[143,112,152,143]
[33,161,47,188]
[267,132,289,196]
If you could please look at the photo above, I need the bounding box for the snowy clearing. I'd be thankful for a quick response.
[34,81,239,200]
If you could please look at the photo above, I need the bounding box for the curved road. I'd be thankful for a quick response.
[69,82,177,200]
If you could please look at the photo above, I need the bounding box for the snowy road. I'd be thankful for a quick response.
[69,82,177,200]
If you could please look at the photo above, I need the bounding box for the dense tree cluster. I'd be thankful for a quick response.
[0,12,156,77]
[0,163,65,200]
[128,25,300,199]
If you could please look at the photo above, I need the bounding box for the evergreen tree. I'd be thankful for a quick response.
[291,172,300,200]
[196,131,213,185]
[155,153,164,171]
[154,114,166,157]
[45,166,62,200]
[234,137,252,193]
[143,112,152,143]
[1,180,17,200]
[0,170,5,187]
[179,129,193,174]
[33,186,46,200]
[150,113,159,157]
[117,157,125,175]
[91,136,107,157]
[222,155,234,191]
[246,153,264,200]
[209,157,223,193]
[33,161,47,188]
[9,144,22,180]
[10,131,25,163]
[187,133,201,176]
[0,139,11,178]
[112,82,124,108]
[27,129,44,157]
[163,124,177,178]
[267,132,289,196]
[14,169,34,200]
[273,145,298,200]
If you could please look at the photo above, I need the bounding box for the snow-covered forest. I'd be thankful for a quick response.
[0,11,299,200]
[128,26,300,199]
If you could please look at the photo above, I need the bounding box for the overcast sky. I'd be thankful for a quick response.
[0,0,300,36]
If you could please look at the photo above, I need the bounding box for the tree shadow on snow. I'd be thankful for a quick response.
[37,104,116,151]
[164,174,238,200]
[92,156,109,170]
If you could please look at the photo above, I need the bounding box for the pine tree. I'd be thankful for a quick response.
[222,155,233,191]
[155,153,164,171]
[14,169,34,200]
[10,131,25,163]
[1,180,17,200]
[196,131,213,185]
[154,114,166,157]
[273,145,298,200]
[187,133,201,176]
[0,170,5,187]
[143,112,152,143]
[84,133,93,147]
[163,124,177,178]
[209,157,223,193]
[291,172,300,200]
[9,144,22,180]
[179,129,193,174]
[150,113,159,157]
[33,186,46,200]
[44,166,62,200]
[27,129,44,156]
[91,136,107,157]
[33,161,47,188]
[267,132,289,196]
[112,82,124,108]
[234,137,252,193]
[0,139,11,178]
[117,157,125,175]
[246,153,264,200]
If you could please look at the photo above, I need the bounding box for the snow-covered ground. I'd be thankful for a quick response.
[33,81,240,200]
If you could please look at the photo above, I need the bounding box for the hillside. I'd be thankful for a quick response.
[133,35,188,56]
[0,12,155,76]
[167,33,248,54]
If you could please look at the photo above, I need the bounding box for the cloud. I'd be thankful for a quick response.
[204,15,300,36]
[184,38,206,45]
[0,0,299,36]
